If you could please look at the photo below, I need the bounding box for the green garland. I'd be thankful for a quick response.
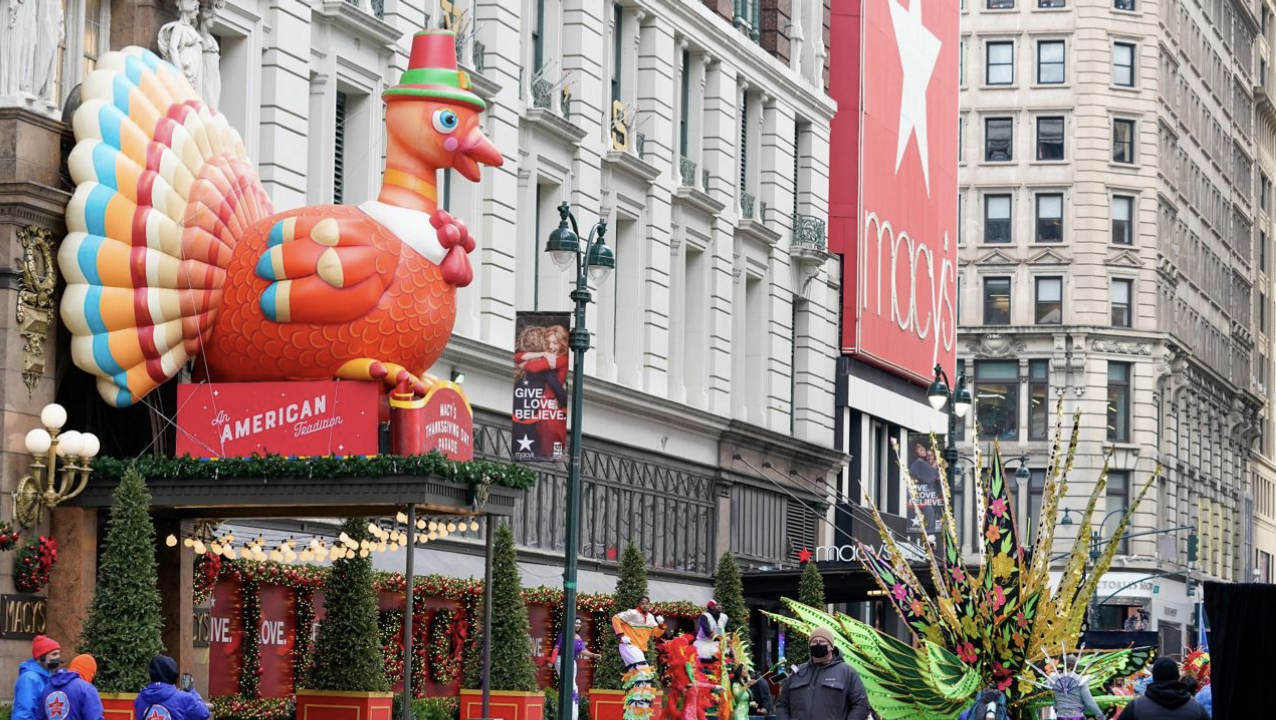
[294,588,316,689]
[210,696,294,720]
[379,610,406,688]
[13,536,57,594]
[0,520,19,552]
[428,608,460,684]
[239,579,262,699]
[92,452,536,490]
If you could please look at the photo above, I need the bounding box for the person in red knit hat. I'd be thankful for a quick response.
[12,635,62,720]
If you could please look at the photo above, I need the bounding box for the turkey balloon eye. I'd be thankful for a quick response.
[432,109,460,134]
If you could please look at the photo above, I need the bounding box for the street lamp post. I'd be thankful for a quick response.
[544,202,615,720]
[927,363,972,519]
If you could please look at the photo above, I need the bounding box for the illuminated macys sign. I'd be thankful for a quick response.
[1,594,47,639]
[801,541,929,564]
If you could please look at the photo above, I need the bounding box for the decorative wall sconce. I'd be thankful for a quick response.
[14,404,100,528]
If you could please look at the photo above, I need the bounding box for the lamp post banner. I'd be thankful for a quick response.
[904,431,945,537]
[512,311,572,463]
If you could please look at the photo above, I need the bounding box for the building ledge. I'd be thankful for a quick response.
[314,0,401,48]
[735,218,781,246]
[461,64,502,106]
[523,108,587,146]
[673,186,726,217]
[603,149,661,184]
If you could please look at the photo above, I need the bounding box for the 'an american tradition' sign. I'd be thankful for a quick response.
[176,381,379,458]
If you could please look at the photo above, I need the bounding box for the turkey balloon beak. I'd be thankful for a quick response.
[454,127,503,182]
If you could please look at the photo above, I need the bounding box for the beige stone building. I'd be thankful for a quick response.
[957,0,1274,650]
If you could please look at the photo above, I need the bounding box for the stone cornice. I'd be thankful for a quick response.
[672,186,726,216]
[314,1,402,49]
[522,108,588,146]
[603,150,661,184]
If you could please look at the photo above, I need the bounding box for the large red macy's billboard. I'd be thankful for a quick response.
[829,0,959,385]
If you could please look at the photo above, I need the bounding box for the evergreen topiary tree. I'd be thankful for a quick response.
[309,518,390,692]
[592,543,648,690]
[78,465,166,693]
[713,550,746,635]
[487,522,538,691]
[784,560,825,666]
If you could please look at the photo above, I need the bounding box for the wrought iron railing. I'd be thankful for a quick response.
[680,156,697,187]
[740,191,756,219]
[369,0,385,18]
[532,78,554,110]
[794,214,828,251]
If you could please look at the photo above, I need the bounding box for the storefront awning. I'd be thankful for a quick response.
[742,561,938,606]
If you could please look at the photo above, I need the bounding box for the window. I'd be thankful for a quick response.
[1263,174,1270,211]
[1264,292,1270,334]
[334,91,347,205]
[532,0,546,72]
[1107,363,1131,443]
[679,51,690,156]
[984,277,1012,325]
[1029,360,1050,441]
[1038,41,1065,84]
[986,117,1013,161]
[1112,195,1134,244]
[1039,0,1066,6]
[1037,116,1065,160]
[1114,0,1135,10]
[1113,43,1135,87]
[1110,278,1133,327]
[1022,469,1048,543]
[1107,470,1131,553]
[1262,231,1268,273]
[1036,193,1063,242]
[611,3,623,103]
[988,0,1015,7]
[960,39,966,86]
[958,192,965,244]
[976,360,1019,441]
[987,42,1015,85]
[1035,277,1062,324]
[985,194,1012,243]
[958,116,965,163]
[1113,119,1135,163]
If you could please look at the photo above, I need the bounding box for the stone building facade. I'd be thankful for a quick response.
[0,0,841,688]
[958,0,1274,650]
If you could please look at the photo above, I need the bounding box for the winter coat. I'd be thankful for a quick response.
[133,683,210,720]
[1119,680,1210,720]
[12,659,52,720]
[1193,685,1211,718]
[776,650,871,720]
[40,669,104,720]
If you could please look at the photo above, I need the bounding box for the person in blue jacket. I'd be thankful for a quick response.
[1194,683,1212,718]
[13,635,62,720]
[133,656,210,720]
[41,655,103,720]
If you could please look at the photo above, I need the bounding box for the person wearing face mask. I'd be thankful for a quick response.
[776,627,870,720]
[13,635,62,720]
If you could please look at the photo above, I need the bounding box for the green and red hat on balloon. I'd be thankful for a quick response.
[384,30,485,110]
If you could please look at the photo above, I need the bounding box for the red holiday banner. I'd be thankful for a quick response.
[257,584,296,698]
[511,312,570,463]
[207,580,243,698]
[422,384,474,460]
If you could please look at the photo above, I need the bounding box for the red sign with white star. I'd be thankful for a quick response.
[830,0,959,385]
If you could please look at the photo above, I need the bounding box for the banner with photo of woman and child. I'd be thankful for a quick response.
[511,312,571,463]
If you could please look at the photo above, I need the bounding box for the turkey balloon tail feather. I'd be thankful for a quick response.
[60,46,271,407]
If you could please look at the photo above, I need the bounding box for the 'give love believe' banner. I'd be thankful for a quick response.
[207,581,300,698]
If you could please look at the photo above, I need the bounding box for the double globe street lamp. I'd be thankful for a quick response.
[927,363,971,517]
[544,201,615,720]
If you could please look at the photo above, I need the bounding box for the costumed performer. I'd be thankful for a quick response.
[1045,656,1106,720]
[612,596,666,720]
[549,617,600,720]
[958,688,1008,720]
[659,633,716,720]
[695,600,728,678]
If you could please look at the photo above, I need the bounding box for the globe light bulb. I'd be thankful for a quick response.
[57,430,84,457]
[428,531,438,541]
[285,550,296,563]
[359,549,370,558]
[40,403,67,430]
[210,542,223,555]
[300,550,312,562]
[447,522,457,533]
[80,433,101,459]
[429,522,438,532]
[223,546,237,560]
[469,520,480,532]
[183,538,194,548]
[193,540,206,555]
[270,550,283,562]
[416,519,426,530]
[166,534,178,547]
[25,428,52,455]
[396,512,408,523]
[439,528,449,539]
[390,542,400,552]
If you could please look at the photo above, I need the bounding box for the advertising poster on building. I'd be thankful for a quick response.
[905,432,944,537]
[512,312,571,463]
[257,584,296,697]
[207,580,243,697]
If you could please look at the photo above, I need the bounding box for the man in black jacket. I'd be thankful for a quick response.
[776,627,871,720]
[1121,657,1210,720]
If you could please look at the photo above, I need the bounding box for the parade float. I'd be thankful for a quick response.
[767,410,1159,720]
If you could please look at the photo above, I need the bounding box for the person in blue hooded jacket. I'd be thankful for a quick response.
[41,655,104,720]
[13,635,62,720]
[133,656,210,720]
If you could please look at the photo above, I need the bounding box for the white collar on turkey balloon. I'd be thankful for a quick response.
[357,201,446,266]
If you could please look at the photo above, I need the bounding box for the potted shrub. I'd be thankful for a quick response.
[588,544,648,720]
[297,518,393,720]
[78,466,165,720]
[460,522,543,720]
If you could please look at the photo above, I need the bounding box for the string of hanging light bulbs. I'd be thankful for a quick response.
[164,510,482,562]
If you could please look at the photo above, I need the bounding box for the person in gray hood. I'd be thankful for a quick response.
[776,627,871,720]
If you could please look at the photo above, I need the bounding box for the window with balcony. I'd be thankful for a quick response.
[1108,363,1131,442]
[1038,40,1065,84]
[1113,42,1135,87]
[976,360,1019,441]
[1113,119,1136,163]
[1111,278,1133,327]
[985,194,1012,243]
[1036,116,1065,160]
[1035,276,1062,324]
[1029,360,1050,441]
[984,276,1012,325]
[987,42,1015,85]
[1036,193,1063,242]
[1112,195,1134,244]
[986,117,1014,161]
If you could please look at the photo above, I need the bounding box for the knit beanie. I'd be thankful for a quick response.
[1152,656,1180,682]
[808,627,836,646]
[149,655,180,684]
[69,655,97,683]
[31,635,59,660]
